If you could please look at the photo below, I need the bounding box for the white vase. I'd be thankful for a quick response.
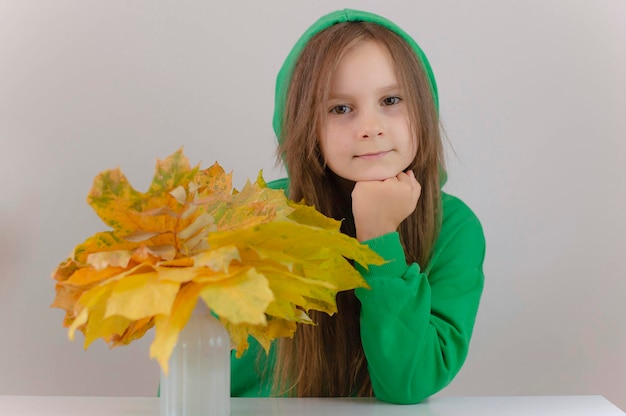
[160,301,231,416]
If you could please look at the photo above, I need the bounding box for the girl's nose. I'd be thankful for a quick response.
[358,110,384,139]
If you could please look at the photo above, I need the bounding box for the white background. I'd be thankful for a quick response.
[1,0,624,411]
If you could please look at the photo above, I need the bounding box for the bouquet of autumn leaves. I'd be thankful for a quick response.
[51,149,383,374]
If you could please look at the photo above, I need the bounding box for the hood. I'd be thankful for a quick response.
[272,8,439,144]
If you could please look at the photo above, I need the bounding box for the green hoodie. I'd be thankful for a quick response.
[231,9,486,404]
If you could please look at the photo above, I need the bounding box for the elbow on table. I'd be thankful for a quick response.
[374,388,433,405]
[372,367,455,405]
[373,380,449,405]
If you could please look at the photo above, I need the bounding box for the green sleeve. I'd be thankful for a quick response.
[355,194,486,404]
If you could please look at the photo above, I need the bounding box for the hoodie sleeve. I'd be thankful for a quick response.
[355,194,485,404]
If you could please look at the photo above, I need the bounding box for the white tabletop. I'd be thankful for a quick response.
[0,395,623,416]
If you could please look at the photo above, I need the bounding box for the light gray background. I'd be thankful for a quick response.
[1,0,624,411]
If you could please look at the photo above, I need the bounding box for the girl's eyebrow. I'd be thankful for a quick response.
[377,84,402,94]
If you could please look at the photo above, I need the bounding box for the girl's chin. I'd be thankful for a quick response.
[329,167,404,183]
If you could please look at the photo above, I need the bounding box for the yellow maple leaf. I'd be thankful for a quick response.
[105,271,180,320]
[51,149,384,374]
[199,267,273,326]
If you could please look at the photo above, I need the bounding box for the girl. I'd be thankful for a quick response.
[231,9,486,404]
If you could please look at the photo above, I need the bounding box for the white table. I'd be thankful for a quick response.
[0,395,623,415]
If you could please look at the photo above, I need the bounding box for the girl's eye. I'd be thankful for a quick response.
[330,105,351,115]
[382,96,402,106]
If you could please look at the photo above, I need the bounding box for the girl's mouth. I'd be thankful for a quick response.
[355,151,390,160]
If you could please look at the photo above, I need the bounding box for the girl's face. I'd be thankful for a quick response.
[321,40,416,183]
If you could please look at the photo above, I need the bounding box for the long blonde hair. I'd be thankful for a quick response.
[274,21,444,397]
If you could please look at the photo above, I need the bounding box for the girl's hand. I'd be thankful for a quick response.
[352,171,421,242]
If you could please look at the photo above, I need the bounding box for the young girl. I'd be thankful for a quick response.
[231,9,485,404]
